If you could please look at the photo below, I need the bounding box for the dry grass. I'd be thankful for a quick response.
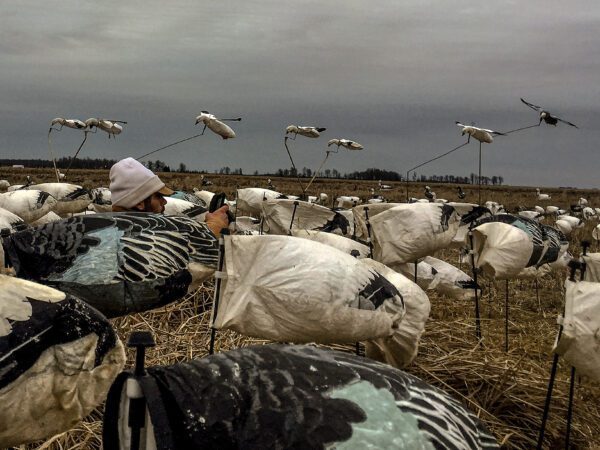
[3,167,599,449]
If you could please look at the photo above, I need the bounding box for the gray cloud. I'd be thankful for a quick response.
[1,0,599,186]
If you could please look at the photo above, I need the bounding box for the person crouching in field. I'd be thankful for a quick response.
[109,157,229,236]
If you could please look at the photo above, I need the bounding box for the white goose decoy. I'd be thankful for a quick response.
[0,275,125,448]
[546,205,560,215]
[582,206,596,221]
[327,138,364,150]
[336,195,362,209]
[261,198,351,236]
[518,210,542,222]
[49,117,87,131]
[0,206,25,232]
[0,190,58,223]
[484,201,505,215]
[424,185,436,201]
[308,192,329,206]
[192,188,216,208]
[195,111,240,139]
[200,174,213,186]
[378,179,393,190]
[28,183,93,216]
[520,98,578,128]
[0,180,9,192]
[29,211,62,226]
[164,196,207,220]
[213,234,405,344]
[236,188,283,216]
[455,122,505,143]
[578,197,588,206]
[285,125,327,139]
[84,118,126,138]
[368,188,385,204]
[7,176,33,192]
[536,188,551,201]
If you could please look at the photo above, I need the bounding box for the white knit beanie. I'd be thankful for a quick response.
[109,158,173,208]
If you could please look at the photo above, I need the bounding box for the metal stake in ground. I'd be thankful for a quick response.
[468,228,482,341]
[505,279,509,352]
[536,259,583,449]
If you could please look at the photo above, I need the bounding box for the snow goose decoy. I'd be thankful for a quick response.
[470,214,568,279]
[49,117,87,131]
[0,206,26,233]
[214,234,404,344]
[0,190,58,223]
[424,185,436,201]
[285,125,327,139]
[0,275,125,448]
[327,138,364,150]
[7,175,33,192]
[536,188,551,201]
[335,195,362,209]
[0,180,9,192]
[195,110,240,139]
[103,343,499,449]
[200,174,213,186]
[48,117,89,182]
[2,213,219,318]
[193,187,216,208]
[368,188,386,204]
[520,97,578,128]
[164,196,208,220]
[455,122,505,144]
[378,179,393,190]
[261,198,351,236]
[84,117,127,138]
[236,187,284,216]
[88,187,113,213]
[28,182,93,216]
[369,202,462,267]
[171,190,208,208]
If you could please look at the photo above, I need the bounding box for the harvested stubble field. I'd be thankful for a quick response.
[3,167,600,450]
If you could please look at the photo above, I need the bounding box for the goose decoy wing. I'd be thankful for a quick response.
[520,97,543,112]
[556,116,579,129]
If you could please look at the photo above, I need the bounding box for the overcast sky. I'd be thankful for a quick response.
[1,1,599,187]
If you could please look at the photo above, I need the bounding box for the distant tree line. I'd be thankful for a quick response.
[0,157,117,170]
[260,167,505,185]
[0,159,504,184]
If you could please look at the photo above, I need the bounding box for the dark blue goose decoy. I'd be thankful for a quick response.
[103,344,499,449]
[0,274,125,448]
[520,98,578,128]
[1,212,219,318]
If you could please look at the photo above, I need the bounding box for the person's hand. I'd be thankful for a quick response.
[205,205,230,237]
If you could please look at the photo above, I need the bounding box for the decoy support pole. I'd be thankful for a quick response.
[537,260,582,449]
[505,279,509,353]
[364,207,373,259]
[565,366,576,449]
[468,228,482,341]
[126,331,155,450]
[288,201,299,235]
